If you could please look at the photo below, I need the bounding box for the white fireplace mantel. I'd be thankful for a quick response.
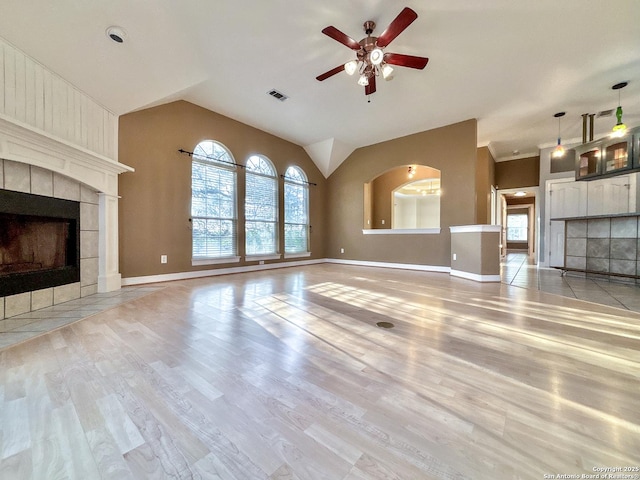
[0,115,133,292]
[0,114,132,194]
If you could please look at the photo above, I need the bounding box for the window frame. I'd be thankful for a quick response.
[506,213,528,242]
[245,155,280,259]
[283,166,310,257]
[190,140,240,265]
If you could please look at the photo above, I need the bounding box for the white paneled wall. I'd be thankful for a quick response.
[0,38,116,160]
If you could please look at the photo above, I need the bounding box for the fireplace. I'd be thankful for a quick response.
[0,189,80,297]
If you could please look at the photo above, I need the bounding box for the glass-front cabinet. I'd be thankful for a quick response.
[603,139,629,173]
[575,126,638,181]
[577,147,601,179]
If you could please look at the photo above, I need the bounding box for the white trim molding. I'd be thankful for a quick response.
[123,258,457,287]
[450,269,501,283]
[0,115,132,195]
[449,225,502,234]
[327,258,450,273]
[123,258,326,286]
[363,228,440,235]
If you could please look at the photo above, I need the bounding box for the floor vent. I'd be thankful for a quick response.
[376,321,395,329]
[267,89,288,101]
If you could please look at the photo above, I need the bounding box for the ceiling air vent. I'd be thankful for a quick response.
[267,89,288,102]
[597,109,614,118]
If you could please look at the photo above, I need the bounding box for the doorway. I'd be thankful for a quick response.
[496,188,539,263]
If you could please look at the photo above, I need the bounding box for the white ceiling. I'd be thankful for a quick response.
[1,0,639,176]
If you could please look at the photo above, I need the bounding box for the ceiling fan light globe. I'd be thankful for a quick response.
[358,74,369,86]
[382,64,394,79]
[370,48,384,65]
[344,60,358,76]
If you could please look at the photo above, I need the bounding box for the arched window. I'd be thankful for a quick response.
[191,140,238,262]
[245,155,278,256]
[284,166,309,254]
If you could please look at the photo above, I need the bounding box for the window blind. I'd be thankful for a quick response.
[191,142,237,258]
[284,166,309,253]
[245,156,278,255]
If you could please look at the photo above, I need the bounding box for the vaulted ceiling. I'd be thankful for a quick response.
[1,0,638,176]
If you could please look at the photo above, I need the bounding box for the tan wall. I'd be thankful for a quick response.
[326,119,477,266]
[451,231,501,276]
[118,101,326,279]
[495,156,540,189]
[476,147,496,224]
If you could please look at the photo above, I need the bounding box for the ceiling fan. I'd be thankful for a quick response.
[316,7,429,96]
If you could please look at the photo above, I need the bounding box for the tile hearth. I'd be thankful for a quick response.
[0,286,163,350]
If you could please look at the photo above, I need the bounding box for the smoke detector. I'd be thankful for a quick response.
[106,26,127,44]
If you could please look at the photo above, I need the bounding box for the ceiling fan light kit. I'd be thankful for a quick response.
[316,7,429,95]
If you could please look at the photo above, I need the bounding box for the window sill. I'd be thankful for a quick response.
[362,228,441,235]
[192,256,241,266]
[246,254,281,262]
[284,252,311,259]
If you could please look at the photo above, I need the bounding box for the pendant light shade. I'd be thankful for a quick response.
[612,82,628,137]
[552,112,566,158]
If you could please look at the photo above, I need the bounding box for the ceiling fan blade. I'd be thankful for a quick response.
[316,65,345,81]
[365,75,376,95]
[321,26,361,50]
[384,53,429,69]
[376,7,418,48]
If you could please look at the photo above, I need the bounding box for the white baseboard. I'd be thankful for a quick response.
[121,258,326,286]
[326,258,450,273]
[450,269,501,283]
[122,258,501,287]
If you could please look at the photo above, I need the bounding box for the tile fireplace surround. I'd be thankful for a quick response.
[0,159,100,319]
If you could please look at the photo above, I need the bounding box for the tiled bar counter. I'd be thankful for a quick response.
[565,214,640,282]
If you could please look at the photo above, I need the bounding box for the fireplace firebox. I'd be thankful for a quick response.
[0,189,80,297]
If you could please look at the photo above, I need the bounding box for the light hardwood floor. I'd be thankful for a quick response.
[1,264,639,479]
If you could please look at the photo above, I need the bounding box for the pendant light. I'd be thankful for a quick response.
[552,112,566,158]
[611,82,628,137]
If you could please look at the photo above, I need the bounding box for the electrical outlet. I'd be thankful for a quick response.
[161,255,167,264]
[453,253,457,261]
[381,219,385,225]
[259,260,264,265]
[340,248,344,254]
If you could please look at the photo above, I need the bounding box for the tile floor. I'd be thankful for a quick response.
[0,286,163,349]
[1,255,639,351]
[502,252,640,313]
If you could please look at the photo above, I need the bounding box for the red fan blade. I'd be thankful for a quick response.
[365,75,376,95]
[384,53,429,69]
[316,65,345,81]
[321,26,361,50]
[376,7,418,48]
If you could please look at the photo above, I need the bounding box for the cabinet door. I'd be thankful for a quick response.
[587,175,632,215]
[549,181,587,218]
[549,221,565,267]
